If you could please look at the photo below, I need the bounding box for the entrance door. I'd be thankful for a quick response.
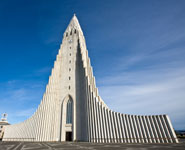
[66,132,72,141]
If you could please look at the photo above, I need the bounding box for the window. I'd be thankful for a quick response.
[69,68,71,72]
[69,60,71,63]
[68,39,72,43]
[69,53,71,56]
[74,29,76,34]
[66,99,73,124]
[70,47,71,49]
[70,31,72,35]
[66,32,68,37]
[69,76,71,80]
[69,86,71,90]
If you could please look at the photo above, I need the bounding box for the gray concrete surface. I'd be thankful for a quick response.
[0,139,185,150]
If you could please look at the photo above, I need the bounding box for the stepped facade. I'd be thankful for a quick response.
[3,15,178,143]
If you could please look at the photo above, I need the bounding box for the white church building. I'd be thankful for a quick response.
[3,15,178,143]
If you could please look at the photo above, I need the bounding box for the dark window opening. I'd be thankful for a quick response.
[66,32,68,37]
[70,31,72,35]
[69,86,71,90]
[69,60,71,63]
[69,53,71,56]
[74,29,76,34]
[66,99,72,123]
[69,68,71,71]
[69,76,71,80]
[66,132,72,141]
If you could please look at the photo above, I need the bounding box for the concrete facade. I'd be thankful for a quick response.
[0,114,10,140]
[3,15,178,143]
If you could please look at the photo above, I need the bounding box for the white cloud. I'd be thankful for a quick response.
[0,80,44,124]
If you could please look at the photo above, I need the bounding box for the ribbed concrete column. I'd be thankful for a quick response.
[116,113,123,143]
[126,115,133,143]
[95,100,101,143]
[160,115,172,143]
[29,117,34,141]
[113,112,119,143]
[39,100,45,141]
[145,116,155,143]
[97,101,102,143]
[103,108,107,143]
[107,110,113,143]
[129,115,137,143]
[87,85,91,142]
[46,94,51,141]
[100,104,106,143]
[164,115,178,143]
[138,116,147,143]
[88,90,93,142]
[93,96,98,143]
[156,115,168,143]
[119,114,126,143]
[36,108,40,141]
[132,116,140,143]
[153,116,164,143]
[85,79,89,142]
[91,93,96,143]
[143,116,150,143]
[122,114,130,143]
[105,108,110,143]
[110,111,116,143]
[149,116,160,143]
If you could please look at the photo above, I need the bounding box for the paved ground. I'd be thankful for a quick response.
[0,139,185,150]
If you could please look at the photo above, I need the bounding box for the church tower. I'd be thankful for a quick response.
[3,15,178,143]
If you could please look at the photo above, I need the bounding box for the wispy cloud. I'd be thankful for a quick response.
[0,80,45,124]
[33,66,51,76]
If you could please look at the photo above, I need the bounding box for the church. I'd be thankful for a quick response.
[3,15,178,143]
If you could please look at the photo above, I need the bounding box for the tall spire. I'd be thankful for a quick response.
[65,14,83,35]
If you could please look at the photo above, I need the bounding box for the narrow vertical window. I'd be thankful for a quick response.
[66,99,73,124]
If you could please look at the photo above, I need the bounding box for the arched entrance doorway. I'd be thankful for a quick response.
[60,95,74,142]
[65,98,73,141]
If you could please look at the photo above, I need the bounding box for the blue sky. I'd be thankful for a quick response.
[0,0,185,130]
